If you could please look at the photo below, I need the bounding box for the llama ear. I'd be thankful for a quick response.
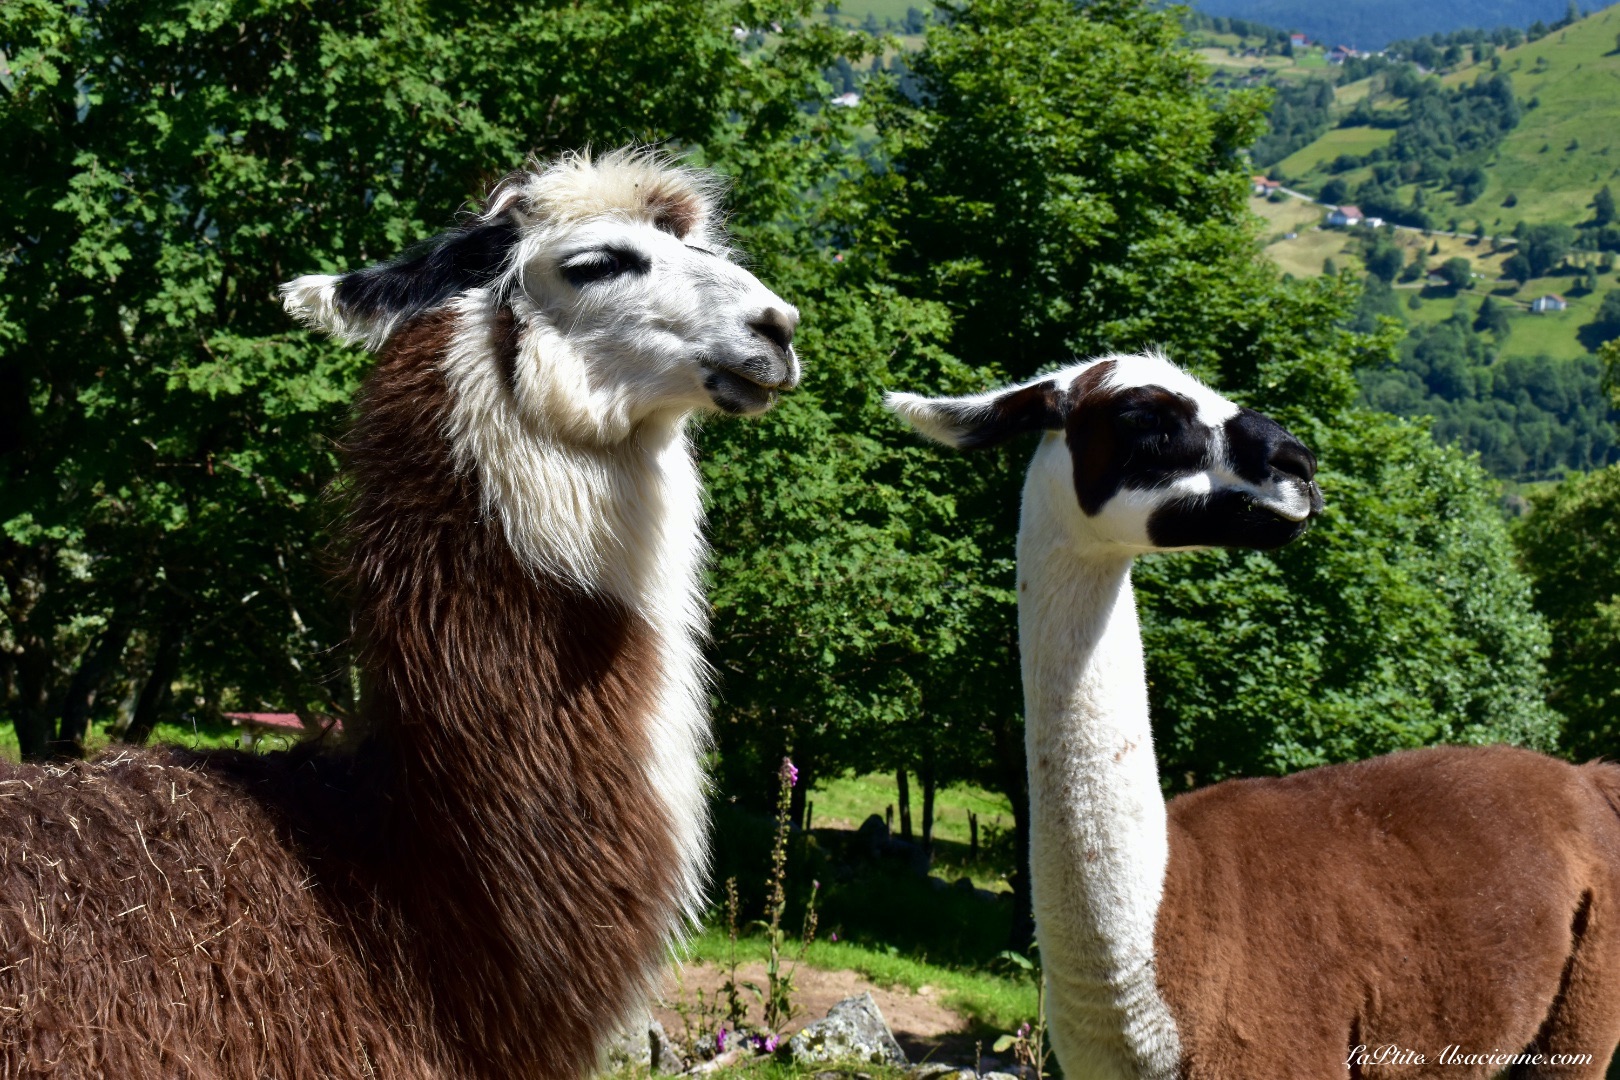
[280,219,520,349]
[885,379,1069,450]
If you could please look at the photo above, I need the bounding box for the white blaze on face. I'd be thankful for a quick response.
[498,218,800,441]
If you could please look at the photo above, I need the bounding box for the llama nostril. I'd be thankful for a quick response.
[749,308,797,354]
[1270,441,1317,484]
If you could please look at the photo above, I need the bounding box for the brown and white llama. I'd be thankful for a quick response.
[891,354,1620,1079]
[0,150,800,1079]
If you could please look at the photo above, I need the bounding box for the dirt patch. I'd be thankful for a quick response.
[654,960,987,1065]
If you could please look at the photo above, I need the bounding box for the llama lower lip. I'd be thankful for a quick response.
[703,367,780,414]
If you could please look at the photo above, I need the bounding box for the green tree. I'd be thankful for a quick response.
[1515,465,1620,760]
[1580,290,1620,350]
[858,0,1283,375]
[1474,294,1511,338]
[1518,223,1577,277]
[1364,239,1404,284]
[1437,256,1475,290]
[1594,185,1616,227]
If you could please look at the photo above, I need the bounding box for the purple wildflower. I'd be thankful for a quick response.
[779,757,798,787]
[830,932,838,942]
[715,1027,727,1052]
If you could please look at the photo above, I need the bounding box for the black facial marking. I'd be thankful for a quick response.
[1222,407,1316,486]
[1146,490,1312,550]
[560,246,652,288]
[947,380,1070,449]
[335,220,519,321]
[1067,374,1204,516]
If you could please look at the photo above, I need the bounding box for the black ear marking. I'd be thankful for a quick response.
[335,219,521,322]
[950,381,1071,449]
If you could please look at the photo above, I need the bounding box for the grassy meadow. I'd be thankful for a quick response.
[1439,6,1620,232]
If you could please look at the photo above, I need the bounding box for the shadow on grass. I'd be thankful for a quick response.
[708,802,1018,972]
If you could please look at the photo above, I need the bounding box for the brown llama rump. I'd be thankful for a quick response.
[1157,745,1620,1078]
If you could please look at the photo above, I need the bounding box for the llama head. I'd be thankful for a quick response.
[280,149,800,440]
[887,352,1324,553]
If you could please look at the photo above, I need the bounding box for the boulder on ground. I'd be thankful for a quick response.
[599,1011,683,1073]
[783,992,908,1066]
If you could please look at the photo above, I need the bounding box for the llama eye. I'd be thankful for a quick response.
[560,248,647,287]
[1117,411,1160,433]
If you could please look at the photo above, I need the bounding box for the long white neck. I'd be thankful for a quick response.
[1018,437,1181,1080]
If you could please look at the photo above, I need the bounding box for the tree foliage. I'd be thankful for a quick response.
[1515,464,1620,761]
[1360,317,1618,480]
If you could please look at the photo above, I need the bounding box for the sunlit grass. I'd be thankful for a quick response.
[807,772,1012,848]
[678,925,1039,1033]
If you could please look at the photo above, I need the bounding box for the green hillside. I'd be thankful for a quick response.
[1272,8,1620,231]
[1440,7,1620,231]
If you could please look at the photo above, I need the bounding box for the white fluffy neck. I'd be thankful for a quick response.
[1019,438,1181,1080]
[438,291,713,934]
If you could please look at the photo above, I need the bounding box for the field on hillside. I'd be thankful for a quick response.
[1277,124,1395,175]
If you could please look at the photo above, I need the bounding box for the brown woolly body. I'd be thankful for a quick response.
[1157,744,1620,1078]
[0,310,675,1079]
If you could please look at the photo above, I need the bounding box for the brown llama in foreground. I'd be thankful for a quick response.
[892,354,1620,1079]
[0,150,802,1079]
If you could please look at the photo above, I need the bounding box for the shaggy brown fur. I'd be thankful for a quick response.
[1157,745,1620,1078]
[0,311,676,1079]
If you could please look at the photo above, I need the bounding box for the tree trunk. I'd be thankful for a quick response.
[12,646,53,762]
[991,713,1034,950]
[123,621,184,745]
[920,750,937,859]
[969,811,979,861]
[896,766,913,842]
[50,613,136,758]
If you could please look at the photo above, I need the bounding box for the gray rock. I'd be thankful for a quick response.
[599,1012,683,1073]
[648,1019,683,1073]
[783,992,908,1066]
[857,813,890,847]
[908,1064,975,1080]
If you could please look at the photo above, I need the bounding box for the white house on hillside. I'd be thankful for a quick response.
[1327,205,1364,227]
[1531,294,1568,313]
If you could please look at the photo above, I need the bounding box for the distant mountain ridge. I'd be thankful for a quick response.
[1191,0,1615,48]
